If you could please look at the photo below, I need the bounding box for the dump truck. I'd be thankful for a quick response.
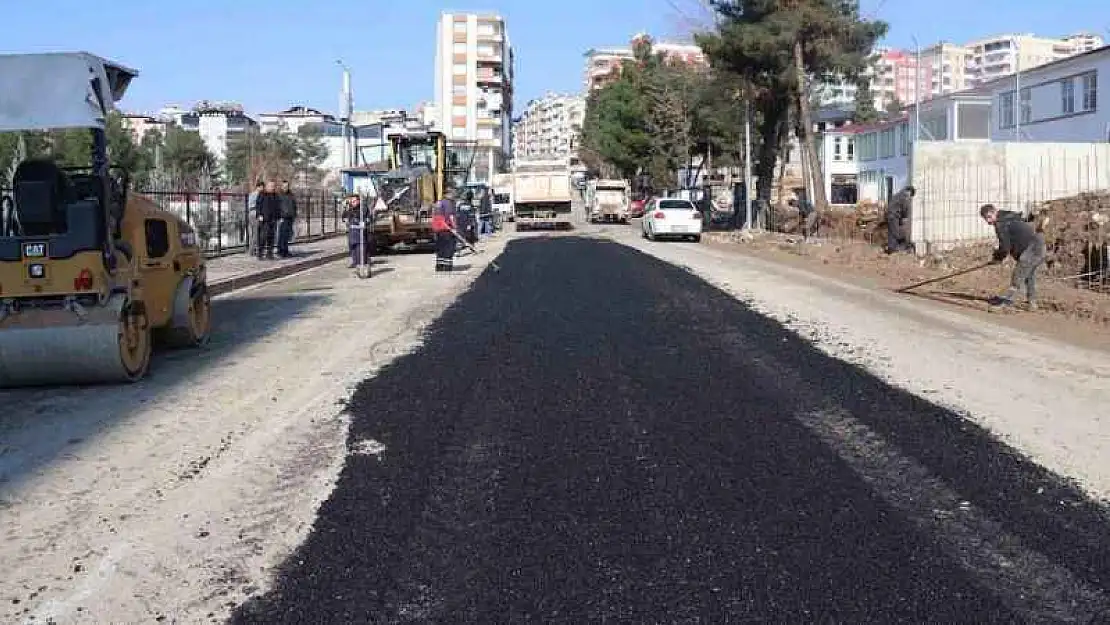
[587,179,630,224]
[512,158,573,231]
[0,52,211,386]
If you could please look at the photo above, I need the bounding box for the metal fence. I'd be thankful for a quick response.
[0,186,345,258]
[140,188,345,256]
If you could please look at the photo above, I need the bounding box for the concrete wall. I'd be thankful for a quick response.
[911,140,1110,251]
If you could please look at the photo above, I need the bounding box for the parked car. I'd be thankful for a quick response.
[640,198,703,242]
[629,198,647,218]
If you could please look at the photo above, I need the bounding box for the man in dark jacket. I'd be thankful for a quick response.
[886,185,915,253]
[789,197,818,241]
[255,181,281,260]
[276,180,298,257]
[342,194,371,269]
[980,203,1046,310]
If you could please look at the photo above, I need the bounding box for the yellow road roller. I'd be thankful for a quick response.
[0,52,211,387]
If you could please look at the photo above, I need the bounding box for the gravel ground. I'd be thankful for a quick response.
[0,241,505,624]
[232,235,1110,624]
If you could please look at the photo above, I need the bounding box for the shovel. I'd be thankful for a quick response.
[449,227,501,272]
[896,261,993,293]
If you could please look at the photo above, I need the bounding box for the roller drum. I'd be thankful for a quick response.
[0,294,150,387]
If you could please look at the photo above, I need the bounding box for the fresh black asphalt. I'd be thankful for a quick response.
[231,236,1110,624]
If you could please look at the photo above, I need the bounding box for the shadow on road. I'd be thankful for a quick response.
[233,236,1110,623]
[0,292,331,497]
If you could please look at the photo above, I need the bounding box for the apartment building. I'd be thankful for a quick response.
[120,113,170,143]
[965,32,1105,87]
[165,102,257,162]
[433,12,514,183]
[582,34,707,92]
[867,48,930,109]
[513,93,585,159]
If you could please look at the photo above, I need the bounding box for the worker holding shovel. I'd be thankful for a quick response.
[980,203,1047,311]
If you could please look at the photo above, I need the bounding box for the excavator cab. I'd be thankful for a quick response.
[0,52,210,387]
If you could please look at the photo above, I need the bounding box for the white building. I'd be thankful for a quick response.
[513,93,585,158]
[583,35,707,93]
[432,12,514,183]
[257,105,332,135]
[986,45,1108,142]
[173,102,257,162]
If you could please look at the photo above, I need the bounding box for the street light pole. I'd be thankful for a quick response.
[337,60,354,168]
[911,36,921,186]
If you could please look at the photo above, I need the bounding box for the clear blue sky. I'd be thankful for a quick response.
[4,0,1106,116]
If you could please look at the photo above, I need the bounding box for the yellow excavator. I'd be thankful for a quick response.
[0,52,211,387]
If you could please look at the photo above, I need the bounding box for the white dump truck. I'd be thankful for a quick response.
[587,179,630,224]
[512,158,574,231]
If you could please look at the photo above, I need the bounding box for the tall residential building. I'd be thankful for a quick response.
[920,42,971,96]
[433,12,514,183]
[964,32,1105,87]
[582,34,708,93]
[513,93,585,158]
[866,48,929,109]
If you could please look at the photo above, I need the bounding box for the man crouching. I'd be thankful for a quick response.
[980,203,1046,311]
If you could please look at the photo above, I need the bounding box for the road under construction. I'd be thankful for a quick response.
[3,53,1110,625]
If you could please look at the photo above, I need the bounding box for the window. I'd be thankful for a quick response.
[453,42,467,54]
[477,127,494,140]
[900,124,911,155]
[999,91,1015,128]
[879,128,895,158]
[453,21,467,33]
[452,84,467,95]
[1020,87,1031,123]
[452,105,467,116]
[846,138,855,161]
[833,137,842,161]
[451,126,467,138]
[1062,78,1075,114]
[1082,72,1098,111]
[145,219,170,258]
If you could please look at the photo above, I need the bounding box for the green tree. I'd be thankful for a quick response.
[579,79,651,179]
[162,125,217,186]
[698,0,887,210]
[885,96,906,115]
[854,78,881,123]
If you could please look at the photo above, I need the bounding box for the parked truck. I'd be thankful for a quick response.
[587,179,630,224]
[512,158,574,231]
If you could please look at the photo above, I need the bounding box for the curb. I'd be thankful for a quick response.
[209,249,350,297]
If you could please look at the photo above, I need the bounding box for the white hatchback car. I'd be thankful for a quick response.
[641,198,704,242]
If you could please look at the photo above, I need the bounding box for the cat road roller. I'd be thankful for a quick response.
[0,52,211,387]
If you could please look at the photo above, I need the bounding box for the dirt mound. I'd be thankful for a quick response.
[1031,191,1109,286]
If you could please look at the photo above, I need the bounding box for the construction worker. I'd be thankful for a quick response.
[886,185,915,253]
[432,190,458,272]
[342,194,370,269]
[255,181,281,260]
[789,197,818,241]
[980,203,1046,310]
[276,180,297,258]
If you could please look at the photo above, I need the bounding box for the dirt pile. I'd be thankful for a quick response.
[1031,191,1109,287]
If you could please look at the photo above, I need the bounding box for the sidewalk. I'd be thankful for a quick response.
[208,235,348,296]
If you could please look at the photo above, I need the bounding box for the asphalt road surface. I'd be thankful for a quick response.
[232,236,1110,624]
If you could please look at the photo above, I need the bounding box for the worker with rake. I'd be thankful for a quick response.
[431,189,459,272]
[980,203,1046,311]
